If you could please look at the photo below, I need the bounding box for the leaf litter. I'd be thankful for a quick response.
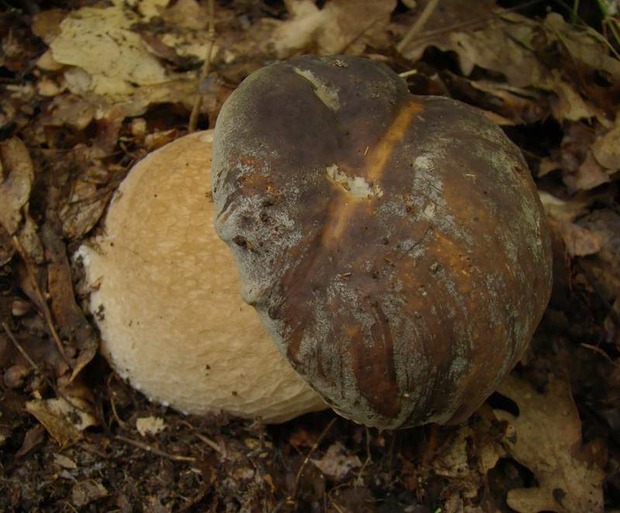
[0,0,618,511]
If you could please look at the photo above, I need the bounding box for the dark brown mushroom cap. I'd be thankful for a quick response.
[212,55,552,429]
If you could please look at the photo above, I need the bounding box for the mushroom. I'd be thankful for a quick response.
[212,55,553,429]
[78,130,327,423]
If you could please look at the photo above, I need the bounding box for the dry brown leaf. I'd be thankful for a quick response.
[543,13,620,84]
[468,80,547,124]
[494,375,605,513]
[0,138,34,236]
[138,0,171,21]
[559,122,613,191]
[546,70,605,122]
[431,423,506,502]
[48,5,170,98]
[592,124,620,172]
[41,224,99,380]
[577,209,620,301]
[161,0,207,30]
[15,424,46,458]
[42,94,96,130]
[539,191,602,257]
[399,8,617,124]
[25,396,94,447]
[274,0,396,58]
[59,181,112,240]
[569,151,613,191]
[136,416,167,437]
[311,441,362,481]
[399,9,547,88]
[31,8,66,41]
[70,480,109,508]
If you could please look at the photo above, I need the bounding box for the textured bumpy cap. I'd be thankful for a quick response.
[212,55,553,429]
[78,130,326,423]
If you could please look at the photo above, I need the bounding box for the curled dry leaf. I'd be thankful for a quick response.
[160,0,208,30]
[577,209,620,301]
[0,138,34,236]
[41,94,96,130]
[399,8,546,88]
[15,424,46,458]
[494,375,605,513]
[311,442,362,481]
[59,180,113,240]
[136,416,167,437]
[431,424,506,501]
[399,8,616,124]
[0,139,45,264]
[41,224,99,380]
[560,122,613,191]
[25,394,96,448]
[547,69,605,122]
[273,0,396,58]
[539,191,603,257]
[70,480,109,508]
[542,13,620,121]
[47,5,169,98]
[592,124,620,172]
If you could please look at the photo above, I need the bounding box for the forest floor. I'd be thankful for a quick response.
[0,1,619,512]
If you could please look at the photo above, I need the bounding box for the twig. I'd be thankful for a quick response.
[356,427,373,480]
[2,321,40,371]
[106,373,128,429]
[3,322,94,417]
[12,235,70,366]
[178,419,225,455]
[189,0,216,132]
[580,343,620,367]
[396,0,441,54]
[194,432,225,455]
[396,0,546,53]
[339,15,389,54]
[115,435,197,463]
[291,416,338,499]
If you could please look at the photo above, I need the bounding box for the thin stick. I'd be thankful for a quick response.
[3,321,93,417]
[2,321,40,371]
[189,0,216,132]
[292,417,338,499]
[396,0,441,54]
[396,0,546,54]
[12,235,70,366]
[580,343,620,367]
[115,435,197,463]
[106,374,128,429]
[178,419,225,455]
[356,427,373,480]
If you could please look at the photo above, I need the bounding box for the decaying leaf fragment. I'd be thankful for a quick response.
[26,394,97,448]
[577,209,620,301]
[399,8,546,88]
[539,191,603,257]
[431,423,506,501]
[46,4,169,97]
[311,442,362,481]
[273,0,396,57]
[0,138,34,236]
[494,375,605,513]
[592,123,620,173]
[41,224,100,380]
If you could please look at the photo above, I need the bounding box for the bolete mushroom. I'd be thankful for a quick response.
[78,130,327,423]
[212,55,553,429]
